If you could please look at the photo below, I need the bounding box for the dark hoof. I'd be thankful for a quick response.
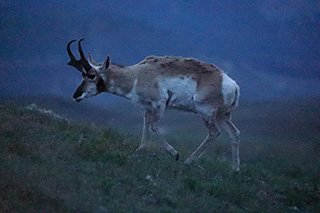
[175,153,179,161]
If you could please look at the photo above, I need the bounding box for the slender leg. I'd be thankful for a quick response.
[150,121,179,160]
[184,116,220,165]
[136,111,150,151]
[149,109,179,160]
[219,113,240,172]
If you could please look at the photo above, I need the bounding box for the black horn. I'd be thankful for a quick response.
[66,39,92,72]
[78,39,92,72]
[67,40,77,61]
[67,40,82,71]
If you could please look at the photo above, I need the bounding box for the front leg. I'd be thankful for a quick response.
[148,110,179,160]
[136,111,151,151]
[137,109,179,160]
[150,122,179,160]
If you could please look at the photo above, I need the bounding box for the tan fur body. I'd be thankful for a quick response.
[104,56,229,116]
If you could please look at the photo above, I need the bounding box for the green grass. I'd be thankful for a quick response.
[0,100,319,212]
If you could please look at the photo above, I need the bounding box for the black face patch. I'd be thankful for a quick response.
[96,77,106,92]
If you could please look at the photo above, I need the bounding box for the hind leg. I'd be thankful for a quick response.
[185,112,221,165]
[219,112,240,171]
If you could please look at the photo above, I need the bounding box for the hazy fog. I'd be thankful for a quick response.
[1,0,319,101]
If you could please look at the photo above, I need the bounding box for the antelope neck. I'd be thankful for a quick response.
[105,65,136,97]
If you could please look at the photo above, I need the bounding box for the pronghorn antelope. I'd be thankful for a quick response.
[67,39,240,171]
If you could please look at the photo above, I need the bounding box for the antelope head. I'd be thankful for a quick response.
[67,39,110,102]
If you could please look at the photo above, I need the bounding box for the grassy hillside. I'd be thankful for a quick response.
[0,98,319,212]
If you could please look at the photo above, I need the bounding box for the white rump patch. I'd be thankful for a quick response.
[222,73,237,106]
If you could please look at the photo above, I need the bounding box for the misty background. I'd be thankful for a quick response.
[1,0,319,102]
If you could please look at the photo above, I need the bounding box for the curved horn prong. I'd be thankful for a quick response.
[67,40,83,72]
[78,38,86,59]
[78,39,92,71]
[67,40,77,61]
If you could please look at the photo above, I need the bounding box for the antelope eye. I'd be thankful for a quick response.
[87,74,95,79]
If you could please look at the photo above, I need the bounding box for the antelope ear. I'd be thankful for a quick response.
[102,56,110,70]
[88,53,96,66]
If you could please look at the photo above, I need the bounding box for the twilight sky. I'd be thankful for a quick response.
[1,0,319,100]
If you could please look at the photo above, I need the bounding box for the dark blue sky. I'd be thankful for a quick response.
[1,0,319,100]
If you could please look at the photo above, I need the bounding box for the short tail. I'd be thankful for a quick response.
[230,86,240,110]
[233,86,240,107]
